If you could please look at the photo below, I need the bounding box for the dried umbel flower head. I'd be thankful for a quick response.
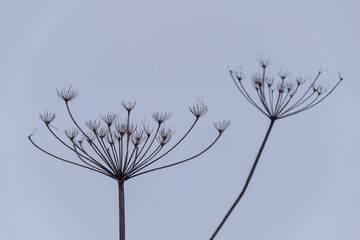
[86,119,101,132]
[157,128,174,145]
[230,59,343,120]
[65,128,79,142]
[152,111,172,124]
[97,127,109,139]
[57,86,79,102]
[29,87,229,240]
[213,120,231,133]
[122,101,136,112]
[257,58,270,69]
[101,113,118,127]
[131,130,145,146]
[143,125,152,137]
[39,111,56,125]
[190,99,208,118]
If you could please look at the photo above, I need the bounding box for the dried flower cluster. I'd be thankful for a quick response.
[230,59,342,120]
[29,88,230,181]
[29,86,229,240]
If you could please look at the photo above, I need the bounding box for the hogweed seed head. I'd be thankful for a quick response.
[157,128,174,145]
[152,112,172,125]
[190,100,208,118]
[77,135,85,145]
[296,77,306,85]
[86,119,101,132]
[115,123,127,136]
[143,125,153,137]
[57,86,79,102]
[122,101,136,112]
[131,131,145,146]
[230,60,342,120]
[278,70,291,80]
[257,58,270,69]
[213,120,231,133]
[98,127,109,139]
[29,87,227,184]
[39,111,56,125]
[65,128,79,142]
[101,114,118,127]
[234,69,245,82]
[265,77,274,87]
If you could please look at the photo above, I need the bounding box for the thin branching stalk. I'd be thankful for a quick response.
[210,119,274,239]
[29,87,229,240]
[210,59,342,239]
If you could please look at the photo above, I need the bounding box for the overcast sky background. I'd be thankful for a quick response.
[1,0,359,239]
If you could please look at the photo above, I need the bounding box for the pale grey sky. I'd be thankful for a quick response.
[1,0,359,239]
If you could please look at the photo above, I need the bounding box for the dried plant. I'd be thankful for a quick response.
[28,87,230,240]
[210,59,342,239]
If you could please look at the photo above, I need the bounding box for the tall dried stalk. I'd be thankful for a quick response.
[210,59,342,239]
[28,87,230,240]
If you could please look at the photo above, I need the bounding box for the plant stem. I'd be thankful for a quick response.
[210,119,275,239]
[118,180,125,240]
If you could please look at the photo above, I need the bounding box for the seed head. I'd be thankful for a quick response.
[233,69,245,82]
[229,60,342,120]
[78,135,85,145]
[157,128,174,145]
[213,120,231,133]
[152,112,172,125]
[122,101,136,112]
[265,77,274,87]
[143,125,153,137]
[131,130,145,146]
[190,100,208,118]
[39,111,56,125]
[257,58,270,69]
[86,119,101,132]
[314,85,327,95]
[277,83,286,93]
[278,70,291,80]
[252,73,264,87]
[286,82,295,92]
[101,114,118,127]
[65,128,79,142]
[97,127,108,139]
[296,77,306,85]
[115,123,127,136]
[57,86,79,102]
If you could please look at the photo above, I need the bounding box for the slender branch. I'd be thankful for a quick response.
[210,119,275,239]
[28,136,113,178]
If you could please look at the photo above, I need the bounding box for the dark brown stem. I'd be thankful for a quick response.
[210,119,275,239]
[118,180,125,240]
